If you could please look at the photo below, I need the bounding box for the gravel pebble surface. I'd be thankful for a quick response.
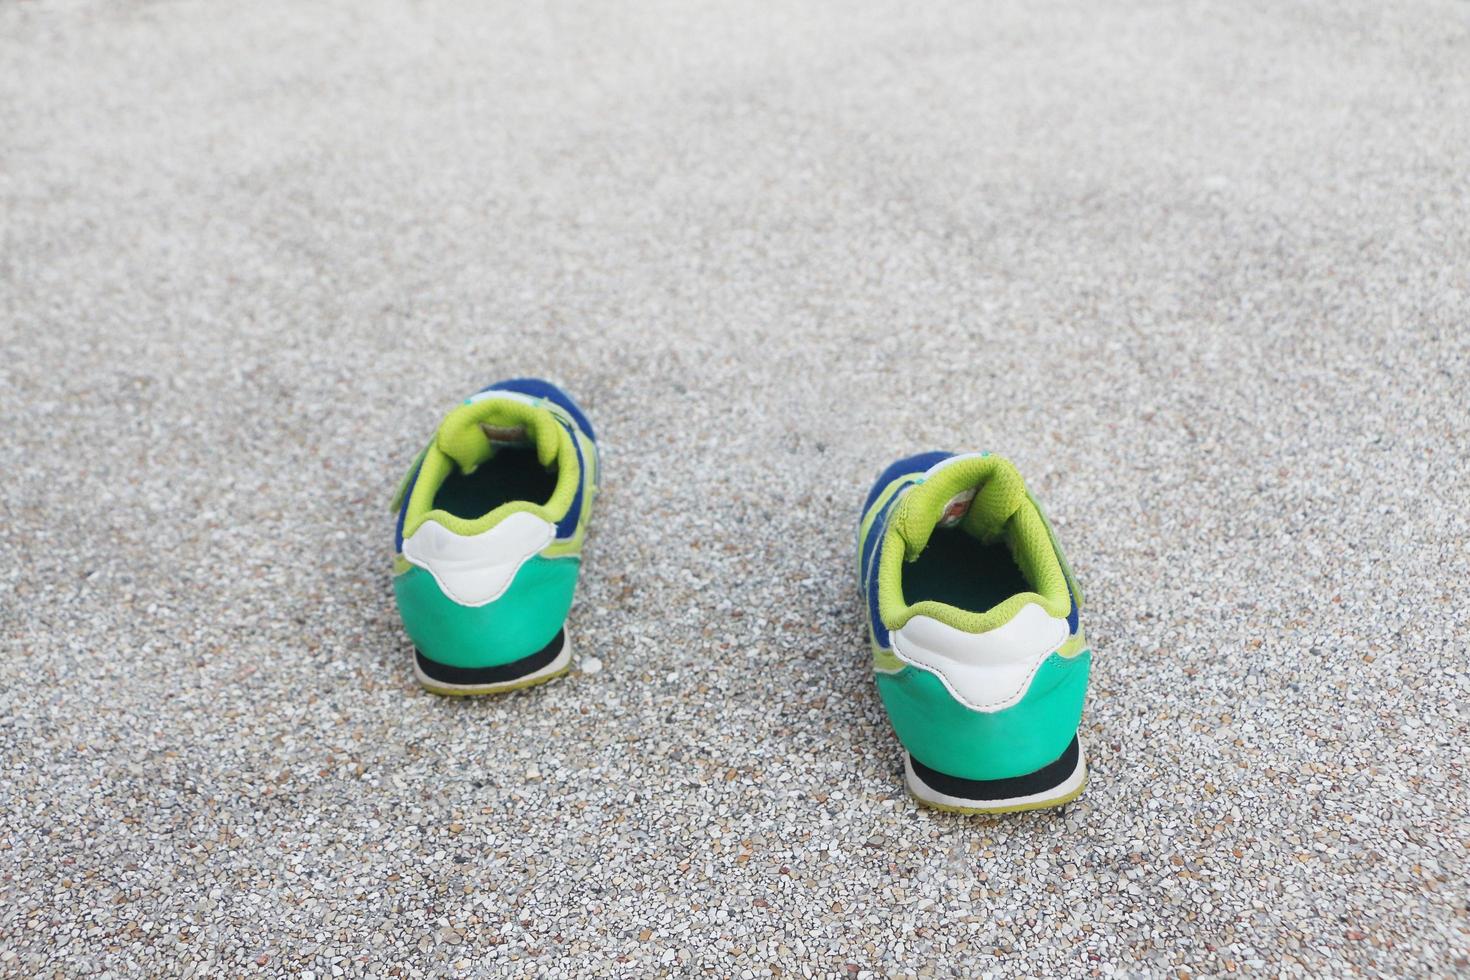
[3,1,1468,976]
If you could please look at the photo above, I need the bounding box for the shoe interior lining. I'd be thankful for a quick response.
[901,525,1033,613]
[431,446,559,519]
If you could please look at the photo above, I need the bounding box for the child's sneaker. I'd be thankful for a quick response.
[390,379,598,695]
[857,452,1091,813]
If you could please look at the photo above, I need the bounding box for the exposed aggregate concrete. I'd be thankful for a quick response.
[2,0,1468,976]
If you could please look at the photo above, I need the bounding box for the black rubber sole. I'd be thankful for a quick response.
[908,735,1083,810]
[414,629,567,687]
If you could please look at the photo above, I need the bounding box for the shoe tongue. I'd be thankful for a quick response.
[434,397,562,474]
[891,455,1028,560]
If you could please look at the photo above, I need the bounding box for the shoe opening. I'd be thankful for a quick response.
[901,523,1033,613]
[882,454,1072,630]
[431,445,559,517]
[400,395,581,538]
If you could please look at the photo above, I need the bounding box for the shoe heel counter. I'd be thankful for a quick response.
[394,554,580,670]
[880,605,1090,781]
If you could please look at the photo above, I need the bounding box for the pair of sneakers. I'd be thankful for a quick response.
[391,379,1092,814]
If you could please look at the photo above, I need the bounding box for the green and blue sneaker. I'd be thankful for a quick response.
[390,379,599,696]
[858,452,1091,813]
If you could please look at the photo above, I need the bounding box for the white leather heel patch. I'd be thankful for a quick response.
[401,512,555,607]
[891,602,1069,712]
